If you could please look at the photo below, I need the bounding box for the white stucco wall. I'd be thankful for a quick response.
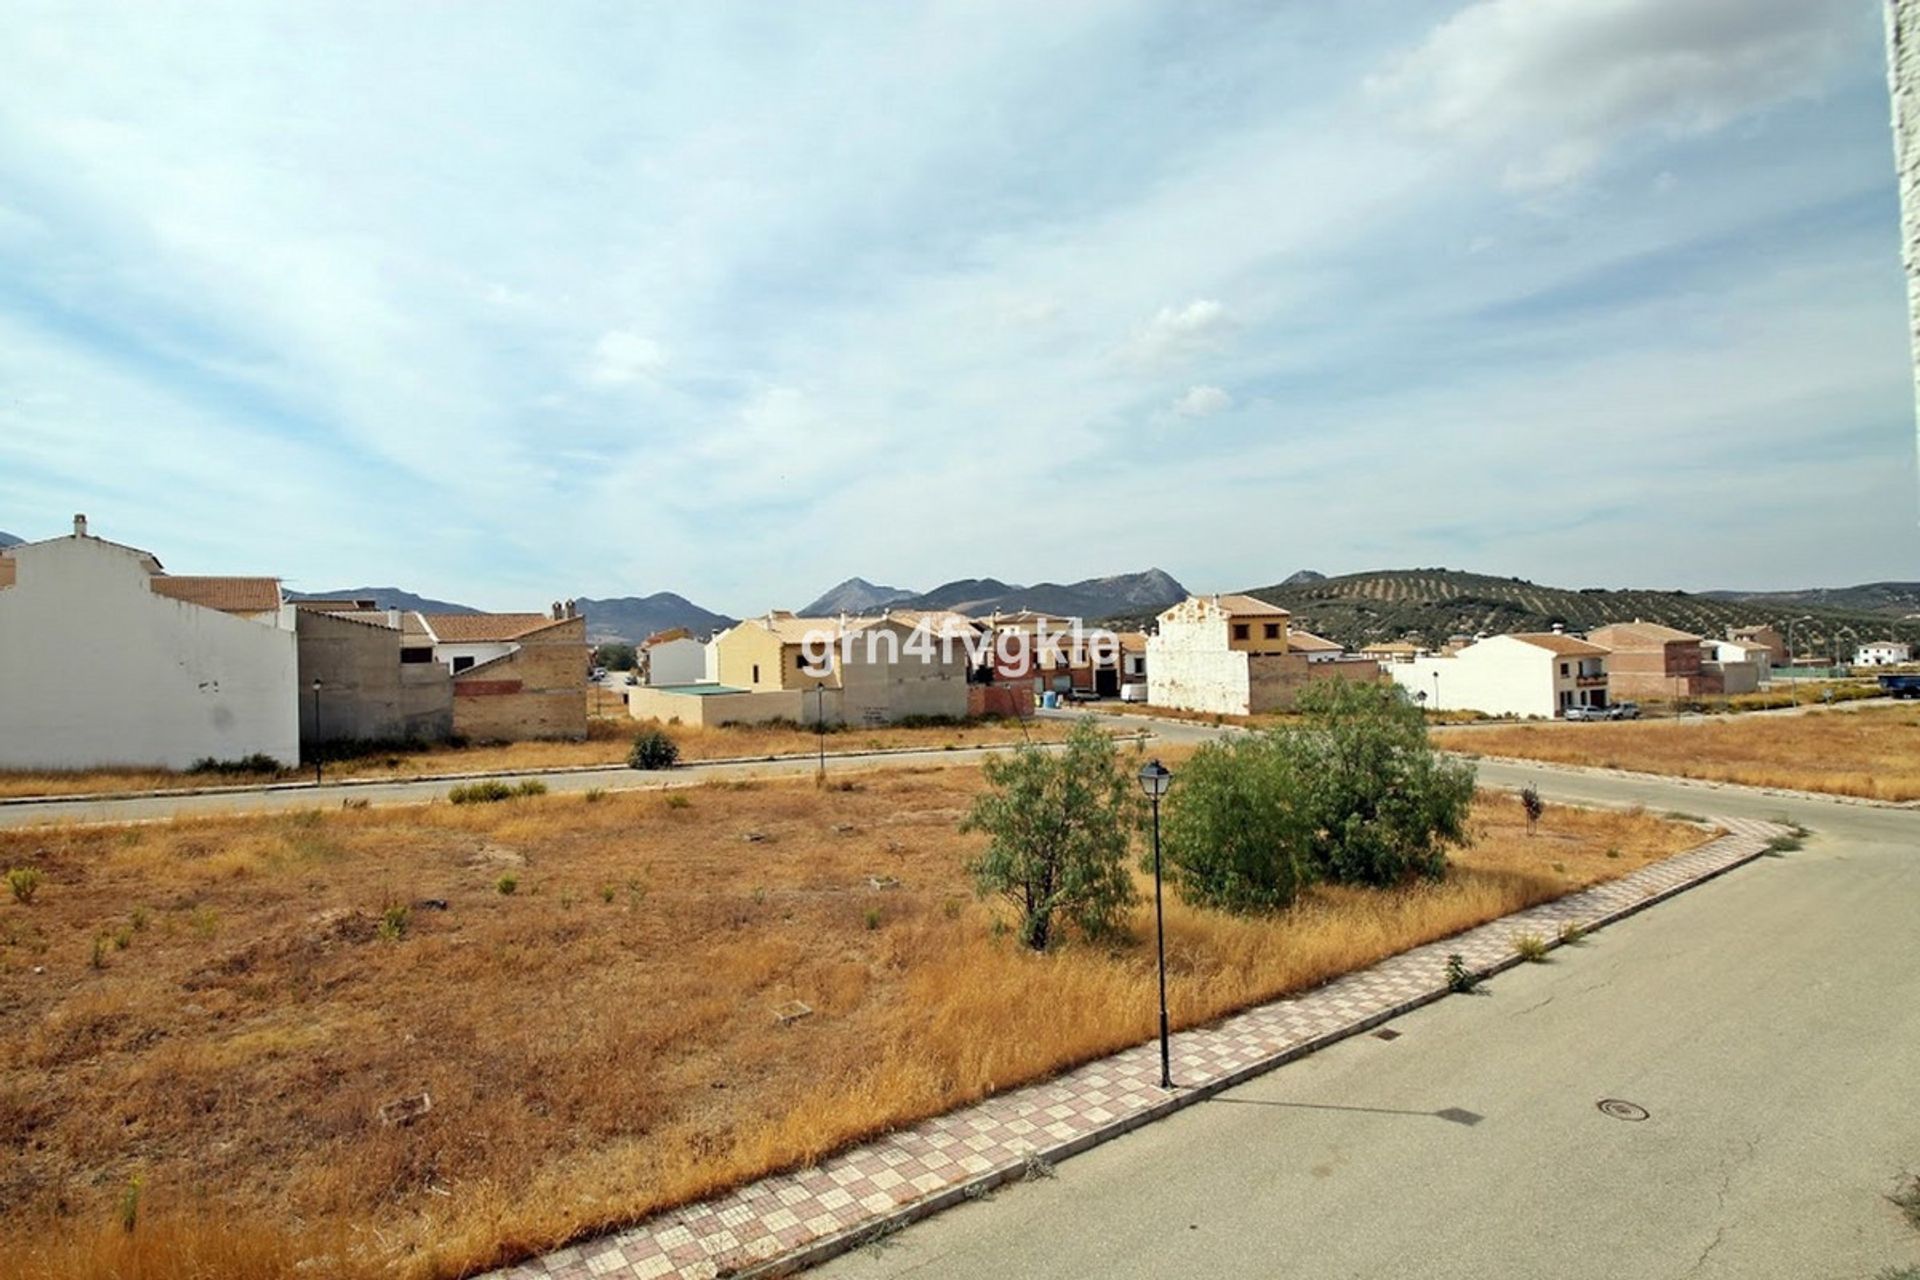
[432,640,518,673]
[1146,638,1251,715]
[645,637,707,686]
[1388,636,1571,719]
[0,537,299,769]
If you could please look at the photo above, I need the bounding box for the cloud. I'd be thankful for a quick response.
[1171,384,1232,419]
[1125,299,1231,365]
[584,329,666,386]
[1368,0,1872,188]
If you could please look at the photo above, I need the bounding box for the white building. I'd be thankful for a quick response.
[0,517,300,769]
[640,628,708,686]
[1146,594,1362,715]
[1387,632,1609,719]
[1856,640,1913,667]
[1703,637,1773,680]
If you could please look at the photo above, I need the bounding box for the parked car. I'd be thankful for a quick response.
[1606,701,1641,720]
[1563,705,1603,721]
[1880,674,1920,699]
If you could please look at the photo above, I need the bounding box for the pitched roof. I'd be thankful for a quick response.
[1506,632,1609,658]
[1361,641,1424,654]
[642,627,694,647]
[1589,621,1701,646]
[755,613,846,644]
[880,609,984,638]
[1288,629,1343,653]
[419,612,564,643]
[1213,593,1289,617]
[150,575,283,614]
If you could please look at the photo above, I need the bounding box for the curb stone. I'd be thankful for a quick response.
[488,815,1791,1280]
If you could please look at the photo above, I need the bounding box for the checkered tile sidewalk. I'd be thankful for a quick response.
[490,815,1787,1280]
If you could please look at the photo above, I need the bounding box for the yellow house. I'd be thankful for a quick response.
[712,612,847,692]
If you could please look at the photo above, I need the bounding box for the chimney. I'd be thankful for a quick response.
[1552,623,1564,634]
[73,513,87,537]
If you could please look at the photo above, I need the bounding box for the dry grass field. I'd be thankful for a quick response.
[0,714,1070,801]
[0,767,1701,1280]
[1438,703,1920,800]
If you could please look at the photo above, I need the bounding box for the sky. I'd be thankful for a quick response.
[0,0,1913,614]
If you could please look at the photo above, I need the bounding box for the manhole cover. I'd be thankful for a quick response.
[1373,1028,1401,1041]
[1597,1098,1649,1122]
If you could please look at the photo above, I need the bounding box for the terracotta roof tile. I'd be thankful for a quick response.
[1506,632,1610,658]
[420,612,563,643]
[1213,593,1289,617]
[150,575,282,614]
[1588,621,1702,646]
[1288,629,1343,653]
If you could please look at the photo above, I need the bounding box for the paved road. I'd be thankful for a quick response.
[0,715,1218,831]
[819,770,1920,1280]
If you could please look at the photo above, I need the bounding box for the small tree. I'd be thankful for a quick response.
[1520,784,1544,835]
[628,728,680,770]
[962,719,1139,951]
[1288,680,1475,887]
[594,642,638,672]
[1159,734,1310,913]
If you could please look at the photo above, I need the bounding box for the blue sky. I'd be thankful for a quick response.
[0,0,1911,613]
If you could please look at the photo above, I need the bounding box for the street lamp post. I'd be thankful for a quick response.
[310,678,323,785]
[815,681,828,779]
[1785,616,1812,704]
[1137,758,1175,1090]
[1432,671,1441,713]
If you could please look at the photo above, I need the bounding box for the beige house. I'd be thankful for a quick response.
[1146,594,1372,715]
[634,611,971,728]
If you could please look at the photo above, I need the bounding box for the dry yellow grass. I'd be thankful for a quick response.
[1438,703,1920,800]
[0,716,1069,800]
[0,769,1699,1280]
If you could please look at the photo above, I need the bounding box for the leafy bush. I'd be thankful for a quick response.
[495,875,518,895]
[448,779,546,804]
[1158,735,1309,913]
[449,780,515,804]
[189,753,283,776]
[6,866,43,905]
[593,642,638,672]
[1287,680,1475,887]
[962,719,1139,951]
[628,728,680,770]
[379,904,410,941]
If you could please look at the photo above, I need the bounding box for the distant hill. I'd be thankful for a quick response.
[1212,568,1920,652]
[801,577,919,615]
[883,569,1188,621]
[1702,582,1920,617]
[1100,567,1920,652]
[289,587,480,614]
[0,531,22,549]
[1279,568,1326,586]
[575,594,736,646]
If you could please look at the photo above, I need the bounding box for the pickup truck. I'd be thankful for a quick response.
[1879,674,1920,699]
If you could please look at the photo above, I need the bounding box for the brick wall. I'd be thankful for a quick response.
[451,616,588,742]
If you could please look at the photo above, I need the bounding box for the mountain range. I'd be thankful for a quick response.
[1152,568,1920,652]
[0,531,22,548]
[800,569,1187,622]
[573,594,736,646]
[287,587,480,615]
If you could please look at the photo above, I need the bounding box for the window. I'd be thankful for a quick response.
[400,647,432,664]
[452,656,475,674]
[1559,662,1569,677]
[1233,623,1250,641]
[1263,623,1280,639]
[752,663,761,684]
[796,653,808,670]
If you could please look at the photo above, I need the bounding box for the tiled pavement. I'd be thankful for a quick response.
[490,815,1789,1280]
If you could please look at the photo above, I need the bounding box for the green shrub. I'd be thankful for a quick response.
[449,780,515,804]
[1520,784,1544,834]
[189,753,283,776]
[1559,921,1586,945]
[962,719,1139,951]
[1512,931,1549,962]
[379,903,410,941]
[449,779,544,804]
[663,792,691,810]
[583,787,606,803]
[1158,735,1309,913]
[628,728,681,770]
[1445,953,1478,993]
[6,867,44,905]
[1288,681,1475,887]
[495,875,518,895]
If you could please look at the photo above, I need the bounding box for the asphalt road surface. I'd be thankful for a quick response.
[817,766,1920,1280]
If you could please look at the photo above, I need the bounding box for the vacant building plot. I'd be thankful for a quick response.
[0,768,1701,1280]
[1437,704,1920,800]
